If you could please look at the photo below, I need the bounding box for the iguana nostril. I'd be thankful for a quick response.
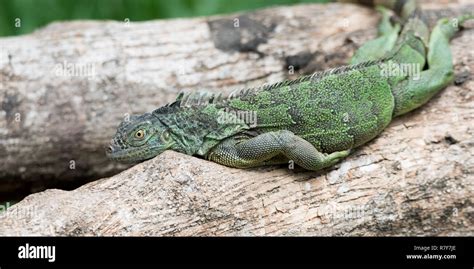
[106,145,113,154]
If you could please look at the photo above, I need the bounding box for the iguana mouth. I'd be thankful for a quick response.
[105,143,156,163]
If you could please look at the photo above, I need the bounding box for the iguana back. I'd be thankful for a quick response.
[219,60,394,153]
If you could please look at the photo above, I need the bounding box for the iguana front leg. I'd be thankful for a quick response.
[207,130,350,171]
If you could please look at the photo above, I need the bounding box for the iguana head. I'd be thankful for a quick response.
[106,113,176,162]
[107,92,252,162]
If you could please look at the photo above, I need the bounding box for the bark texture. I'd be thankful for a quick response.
[0,1,473,235]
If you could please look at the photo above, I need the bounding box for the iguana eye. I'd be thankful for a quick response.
[161,130,170,142]
[135,130,145,139]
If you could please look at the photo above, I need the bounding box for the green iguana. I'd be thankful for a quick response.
[106,0,473,171]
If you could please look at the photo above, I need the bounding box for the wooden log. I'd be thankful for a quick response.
[0,1,473,235]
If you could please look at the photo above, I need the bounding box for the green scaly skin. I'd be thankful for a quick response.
[106,0,473,171]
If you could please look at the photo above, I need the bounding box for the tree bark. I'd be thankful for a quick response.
[0,1,473,235]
